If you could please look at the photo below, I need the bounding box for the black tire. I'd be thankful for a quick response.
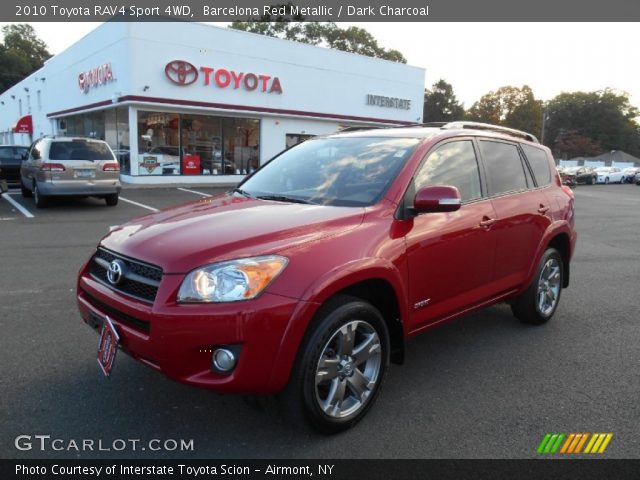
[105,193,119,206]
[21,180,32,198]
[511,248,563,325]
[33,182,47,208]
[283,295,390,433]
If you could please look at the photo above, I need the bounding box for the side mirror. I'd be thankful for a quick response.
[413,185,462,214]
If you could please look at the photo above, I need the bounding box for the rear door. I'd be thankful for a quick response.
[478,140,551,291]
[49,139,117,185]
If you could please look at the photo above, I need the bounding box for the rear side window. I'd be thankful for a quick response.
[49,141,115,161]
[522,144,551,186]
[30,140,42,160]
[415,140,482,202]
[479,141,527,196]
[0,147,12,159]
[16,147,28,159]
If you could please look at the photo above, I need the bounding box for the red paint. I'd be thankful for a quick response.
[13,114,33,134]
[182,154,200,175]
[168,60,282,94]
[165,60,199,86]
[76,127,576,394]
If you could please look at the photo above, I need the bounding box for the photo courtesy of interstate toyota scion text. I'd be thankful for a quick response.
[77,122,577,433]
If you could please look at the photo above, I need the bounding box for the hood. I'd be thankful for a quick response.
[101,193,364,273]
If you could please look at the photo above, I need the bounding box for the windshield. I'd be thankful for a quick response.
[49,141,115,161]
[238,137,420,207]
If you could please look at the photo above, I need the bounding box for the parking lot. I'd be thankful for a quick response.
[1,184,639,459]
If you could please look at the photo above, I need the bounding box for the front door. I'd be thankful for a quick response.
[405,140,496,331]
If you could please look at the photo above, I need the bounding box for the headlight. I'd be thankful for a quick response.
[177,255,288,303]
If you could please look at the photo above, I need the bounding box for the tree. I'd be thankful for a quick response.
[422,79,464,123]
[466,85,543,136]
[0,24,52,93]
[553,130,603,159]
[231,15,406,63]
[545,89,640,158]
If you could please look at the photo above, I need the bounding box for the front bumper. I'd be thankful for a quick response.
[77,264,302,393]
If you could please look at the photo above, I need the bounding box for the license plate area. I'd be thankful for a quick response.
[75,169,95,179]
[97,316,120,377]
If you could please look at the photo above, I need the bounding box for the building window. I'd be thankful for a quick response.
[137,110,260,176]
[286,133,315,149]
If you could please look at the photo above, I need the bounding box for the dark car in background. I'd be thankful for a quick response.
[560,166,598,186]
[0,145,29,185]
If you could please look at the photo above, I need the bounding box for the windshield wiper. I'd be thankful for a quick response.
[255,194,315,205]
[232,188,253,198]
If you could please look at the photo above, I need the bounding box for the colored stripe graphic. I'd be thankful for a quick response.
[538,433,613,454]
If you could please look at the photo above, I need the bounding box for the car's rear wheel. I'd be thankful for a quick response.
[511,248,563,325]
[33,182,47,208]
[284,295,389,433]
[105,193,119,206]
[20,180,32,198]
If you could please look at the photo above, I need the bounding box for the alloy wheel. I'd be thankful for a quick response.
[314,320,382,419]
[536,258,561,316]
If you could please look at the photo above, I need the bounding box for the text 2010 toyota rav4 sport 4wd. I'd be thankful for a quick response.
[77,122,576,433]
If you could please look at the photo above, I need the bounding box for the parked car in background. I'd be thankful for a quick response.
[621,167,640,183]
[20,136,121,208]
[561,166,598,185]
[595,167,624,184]
[0,145,29,186]
[77,122,576,433]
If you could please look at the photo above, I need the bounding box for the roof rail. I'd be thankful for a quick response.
[441,121,539,144]
[338,126,387,133]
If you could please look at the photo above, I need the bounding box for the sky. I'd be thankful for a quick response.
[2,21,639,111]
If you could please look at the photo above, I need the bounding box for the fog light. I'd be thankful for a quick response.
[212,348,236,372]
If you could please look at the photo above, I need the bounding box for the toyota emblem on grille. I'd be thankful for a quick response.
[107,259,126,285]
[164,60,198,86]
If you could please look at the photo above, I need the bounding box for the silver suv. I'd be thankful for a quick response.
[20,136,121,208]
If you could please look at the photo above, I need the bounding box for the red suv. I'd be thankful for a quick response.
[77,122,576,432]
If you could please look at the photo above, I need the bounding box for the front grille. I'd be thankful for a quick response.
[90,248,162,303]
[81,288,151,333]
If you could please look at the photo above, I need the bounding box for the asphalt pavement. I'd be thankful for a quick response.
[0,184,638,459]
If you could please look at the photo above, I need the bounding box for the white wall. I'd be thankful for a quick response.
[0,23,133,142]
[125,23,424,124]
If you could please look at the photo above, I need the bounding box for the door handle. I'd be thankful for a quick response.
[479,217,496,229]
[538,205,550,214]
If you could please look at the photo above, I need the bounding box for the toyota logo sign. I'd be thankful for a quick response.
[165,60,199,86]
[107,259,126,286]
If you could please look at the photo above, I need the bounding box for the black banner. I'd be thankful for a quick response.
[3,459,640,480]
[3,0,640,22]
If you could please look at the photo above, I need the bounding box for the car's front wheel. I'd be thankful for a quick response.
[285,296,390,433]
[511,248,563,325]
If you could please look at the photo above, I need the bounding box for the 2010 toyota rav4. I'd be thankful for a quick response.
[77,122,576,433]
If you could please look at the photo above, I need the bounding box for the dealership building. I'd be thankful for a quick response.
[0,22,425,184]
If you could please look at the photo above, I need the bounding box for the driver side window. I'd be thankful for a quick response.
[415,140,482,203]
